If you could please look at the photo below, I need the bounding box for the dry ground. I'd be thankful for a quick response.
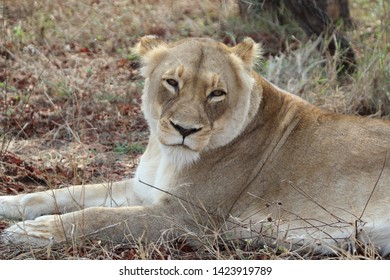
[0,0,390,259]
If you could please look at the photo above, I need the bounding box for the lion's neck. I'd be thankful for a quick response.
[233,74,315,165]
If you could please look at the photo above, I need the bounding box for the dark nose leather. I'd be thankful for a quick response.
[170,121,202,138]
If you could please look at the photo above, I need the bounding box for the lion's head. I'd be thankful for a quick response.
[135,36,262,167]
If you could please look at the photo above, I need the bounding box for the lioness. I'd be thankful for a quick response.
[1,36,390,256]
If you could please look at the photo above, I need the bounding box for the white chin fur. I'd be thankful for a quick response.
[160,145,200,168]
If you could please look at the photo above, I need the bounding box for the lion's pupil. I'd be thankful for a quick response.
[167,79,178,87]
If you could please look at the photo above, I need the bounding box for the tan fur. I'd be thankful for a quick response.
[1,37,390,256]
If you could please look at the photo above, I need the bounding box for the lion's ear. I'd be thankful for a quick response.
[134,35,167,56]
[134,35,168,77]
[231,37,262,70]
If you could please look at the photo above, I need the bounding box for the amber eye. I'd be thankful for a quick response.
[166,79,179,88]
[208,90,226,99]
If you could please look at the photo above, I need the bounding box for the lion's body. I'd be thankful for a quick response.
[1,37,390,255]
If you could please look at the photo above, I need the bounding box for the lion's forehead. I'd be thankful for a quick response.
[165,40,232,71]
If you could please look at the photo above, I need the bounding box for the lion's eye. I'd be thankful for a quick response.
[208,90,226,100]
[166,79,179,88]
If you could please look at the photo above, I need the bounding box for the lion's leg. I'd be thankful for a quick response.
[0,179,140,220]
[2,203,184,246]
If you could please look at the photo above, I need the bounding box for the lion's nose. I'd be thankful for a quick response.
[170,120,202,138]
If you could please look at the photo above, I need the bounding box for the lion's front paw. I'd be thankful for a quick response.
[0,194,52,220]
[0,196,22,220]
[1,215,65,246]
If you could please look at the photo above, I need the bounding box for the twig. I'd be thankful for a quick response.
[138,178,215,217]
[287,180,348,224]
[359,152,387,221]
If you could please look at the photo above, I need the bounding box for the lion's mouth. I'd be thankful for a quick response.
[163,142,197,152]
[159,132,196,151]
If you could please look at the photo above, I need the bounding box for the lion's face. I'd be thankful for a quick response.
[136,36,261,167]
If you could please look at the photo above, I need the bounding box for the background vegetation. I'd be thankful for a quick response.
[0,0,389,259]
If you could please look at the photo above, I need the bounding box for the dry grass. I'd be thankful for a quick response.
[1,0,390,259]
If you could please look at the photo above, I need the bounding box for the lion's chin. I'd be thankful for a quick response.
[160,144,200,169]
